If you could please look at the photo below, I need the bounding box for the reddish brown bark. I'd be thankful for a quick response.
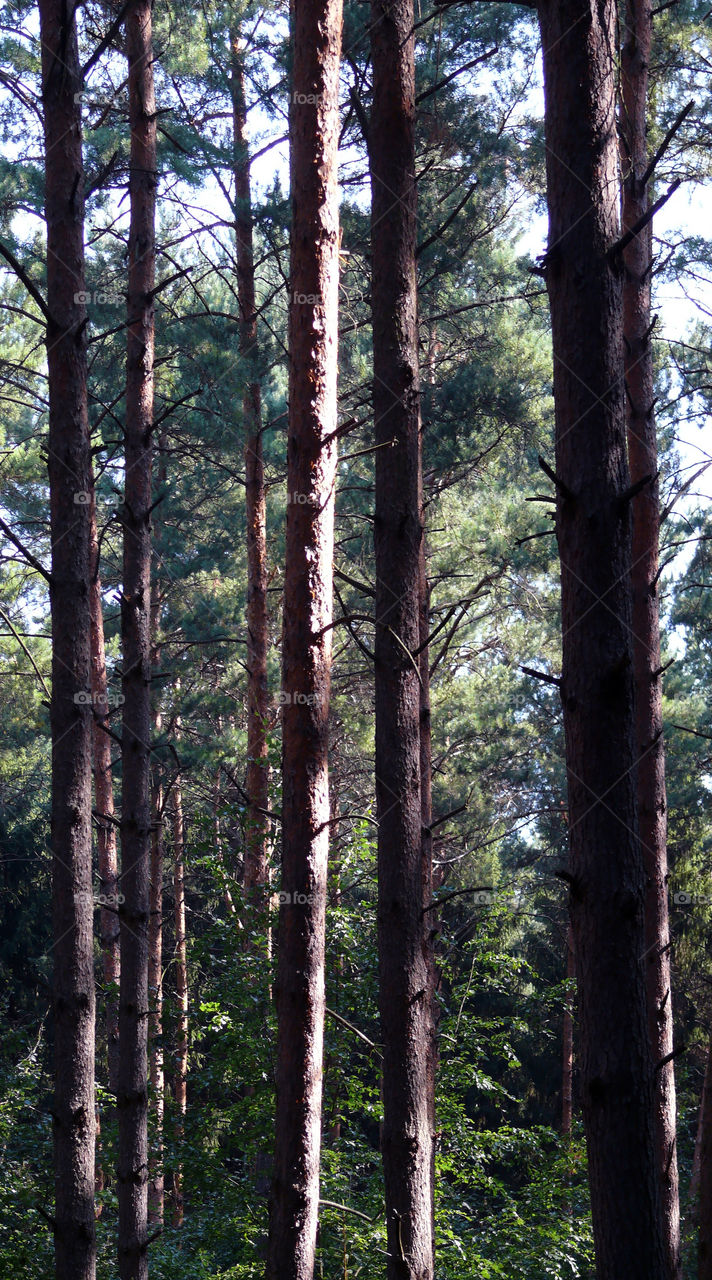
[172,776,188,1228]
[538,1,665,1274]
[265,0,342,1270]
[621,5,680,1275]
[117,0,156,1274]
[90,487,121,1094]
[40,0,96,1271]
[231,33,270,894]
[369,0,434,1272]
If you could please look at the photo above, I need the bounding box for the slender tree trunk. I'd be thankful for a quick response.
[230,30,270,895]
[419,536,437,1264]
[90,488,121,1097]
[90,479,119,1212]
[147,756,164,1225]
[562,924,574,1138]
[369,0,435,1272]
[620,5,680,1275]
[147,448,165,1227]
[118,1,156,1274]
[40,0,96,1272]
[265,0,342,1270]
[172,775,188,1228]
[691,1039,712,1217]
[537,1,665,1275]
[697,1031,712,1279]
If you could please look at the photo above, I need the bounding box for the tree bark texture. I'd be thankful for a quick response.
[369,0,435,1270]
[538,1,665,1275]
[40,0,96,1272]
[265,0,342,1272]
[172,775,188,1227]
[621,4,680,1275]
[231,32,270,894]
[90,485,121,1095]
[118,0,156,1274]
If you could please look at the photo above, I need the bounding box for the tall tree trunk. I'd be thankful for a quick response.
[89,481,120,1090]
[369,0,435,1273]
[118,0,156,1274]
[40,0,96,1272]
[621,4,680,1275]
[691,1038,712,1217]
[90,478,119,1213]
[230,30,270,895]
[265,0,342,1270]
[562,924,574,1138]
[90,488,120,1097]
[147,755,164,1226]
[537,1,665,1275]
[147,446,166,1227]
[419,529,437,1263]
[697,1032,712,1279]
[172,774,188,1228]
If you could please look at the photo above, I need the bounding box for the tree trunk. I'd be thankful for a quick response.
[700,1033,712,1280]
[230,31,270,895]
[90,477,119,1212]
[39,0,96,1272]
[90,486,121,1097]
[369,0,435,1272]
[118,0,156,1274]
[419,536,437,1264]
[562,924,574,1138]
[172,775,188,1228]
[265,0,342,1270]
[691,1039,712,1218]
[621,4,680,1275]
[147,760,164,1226]
[537,1,665,1275]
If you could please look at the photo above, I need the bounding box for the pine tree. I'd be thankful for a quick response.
[117,0,157,1274]
[369,0,435,1270]
[39,0,97,1272]
[538,0,666,1273]
[266,0,342,1270]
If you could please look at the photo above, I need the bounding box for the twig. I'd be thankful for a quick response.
[610,179,682,258]
[325,1007,382,1057]
[0,515,51,582]
[538,454,574,501]
[319,1198,382,1223]
[0,605,50,698]
[521,664,561,687]
[0,242,50,321]
[641,101,694,188]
